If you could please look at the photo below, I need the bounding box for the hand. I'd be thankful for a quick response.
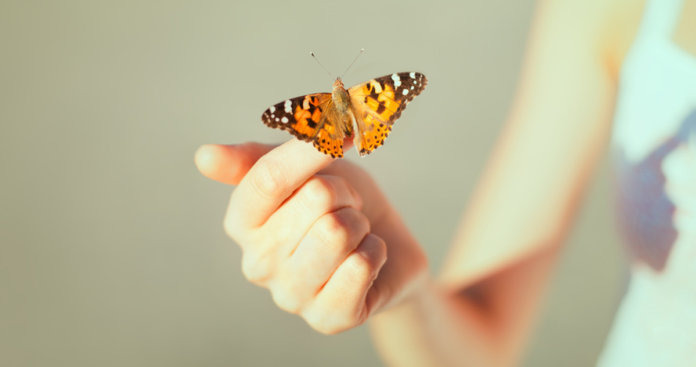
[195,140,428,334]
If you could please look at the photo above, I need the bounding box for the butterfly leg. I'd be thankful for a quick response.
[310,113,329,140]
[351,111,365,153]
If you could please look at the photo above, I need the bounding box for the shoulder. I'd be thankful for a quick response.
[601,0,646,80]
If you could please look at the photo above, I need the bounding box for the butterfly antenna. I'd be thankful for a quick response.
[339,48,365,79]
[310,51,334,79]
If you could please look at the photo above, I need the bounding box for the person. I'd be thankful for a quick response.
[194,0,696,365]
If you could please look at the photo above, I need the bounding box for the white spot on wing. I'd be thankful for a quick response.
[281,117,288,123]
[284,100,292,113]
[402,89,409,95]
[391,73,401,88]
[269,106,275,113]
[409,72,416,78]
[372,80,383,93]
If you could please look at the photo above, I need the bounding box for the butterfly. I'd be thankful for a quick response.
[261,72,427,158]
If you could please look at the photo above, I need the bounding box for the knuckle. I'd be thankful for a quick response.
[346,239,387,282]
[302,176,339,209]
[363,234,388,263]
[250,158,286,198]
[303,310,361,335]
[315,213,349,243]
[271,286,302,314]
[347,254,376,280]
[371,234,388,252]
[222,214,242,241]
[303,312,335,335]
[241,252,272,284]
[314,208,369,245]
[314,324,342,335]
[223,198,249,242]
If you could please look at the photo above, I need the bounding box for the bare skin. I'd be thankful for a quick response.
[195,140,428,335]
[195,0,696,365]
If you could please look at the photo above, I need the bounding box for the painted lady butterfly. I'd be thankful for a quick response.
[261,72,427,158]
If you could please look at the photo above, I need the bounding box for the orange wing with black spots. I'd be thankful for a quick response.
[261,93,330,141]
[348,72,427,156]
[261,72,426,158]
[261,93,347,158]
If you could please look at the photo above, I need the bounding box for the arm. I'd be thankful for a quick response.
[370,0,619,365]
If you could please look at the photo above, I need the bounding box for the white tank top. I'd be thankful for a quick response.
[600,0,696,365]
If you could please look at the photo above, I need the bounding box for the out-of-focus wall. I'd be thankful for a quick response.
[0,0,625,366]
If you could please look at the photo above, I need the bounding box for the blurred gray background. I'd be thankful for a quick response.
[1,0,627,366]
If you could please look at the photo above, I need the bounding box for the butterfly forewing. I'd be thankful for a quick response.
[261,93,347,157]
[348,72,427,155]
[261,93,332,141]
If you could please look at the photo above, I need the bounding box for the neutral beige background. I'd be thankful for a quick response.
[1,0,627,366]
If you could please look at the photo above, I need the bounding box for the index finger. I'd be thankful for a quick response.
[227,139,339,229]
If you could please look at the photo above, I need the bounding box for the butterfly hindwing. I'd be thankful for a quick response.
[312,126,345,158]
[348,72,427,155]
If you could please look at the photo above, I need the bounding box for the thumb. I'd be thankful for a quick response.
[194,142,275,185]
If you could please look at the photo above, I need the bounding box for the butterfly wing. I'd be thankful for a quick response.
[261,93,347,158]
[348,72,427,156]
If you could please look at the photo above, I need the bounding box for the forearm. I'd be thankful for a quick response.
[369,278,496,367]
[369,246,559,367]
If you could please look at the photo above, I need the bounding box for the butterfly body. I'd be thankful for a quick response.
[324,78,354,140]
[262,72,427,158]
[331,78,352,114]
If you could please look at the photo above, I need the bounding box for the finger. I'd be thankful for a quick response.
[261,174,363,253]
[194,139,354,186]
[303,234,387,334]
[268,207,370,314]
[228,139,338,229]
[194,143,274,185]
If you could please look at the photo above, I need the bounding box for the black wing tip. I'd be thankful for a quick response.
[261,112,314,143]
